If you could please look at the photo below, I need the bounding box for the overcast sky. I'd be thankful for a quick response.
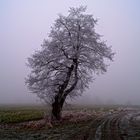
[0,0,140,105]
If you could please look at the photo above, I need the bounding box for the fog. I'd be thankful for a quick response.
[0,0,140,105]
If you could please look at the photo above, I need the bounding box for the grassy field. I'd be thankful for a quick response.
[0,104,96,139]
[0,104,137,140]
[0,104,119,124]
[0,105,45,123]
[0,104,128,124]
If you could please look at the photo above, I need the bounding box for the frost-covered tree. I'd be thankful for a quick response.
[26,6,114,120]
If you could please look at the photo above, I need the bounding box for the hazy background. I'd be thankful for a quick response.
[0,0,140,105]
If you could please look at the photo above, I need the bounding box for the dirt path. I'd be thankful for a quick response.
[81,109,140,140]
[1,108,140,140]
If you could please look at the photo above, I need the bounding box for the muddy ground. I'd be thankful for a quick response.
[0,106,140,140]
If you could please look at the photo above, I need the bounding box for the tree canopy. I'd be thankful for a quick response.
[26,6,114,120]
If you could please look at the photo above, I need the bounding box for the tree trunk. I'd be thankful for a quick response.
[51,95,65,121]
[51,64,75,121]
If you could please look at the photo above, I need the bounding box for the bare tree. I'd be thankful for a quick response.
[26,6,114,120]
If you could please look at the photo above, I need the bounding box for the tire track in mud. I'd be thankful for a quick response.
[88,110,140,140]
[99,113,125,140]
[83,111,129,140]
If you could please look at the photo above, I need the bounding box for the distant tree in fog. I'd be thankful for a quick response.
[26,6,114,120]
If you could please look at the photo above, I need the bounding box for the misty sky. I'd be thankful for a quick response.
[0,0,140,105]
